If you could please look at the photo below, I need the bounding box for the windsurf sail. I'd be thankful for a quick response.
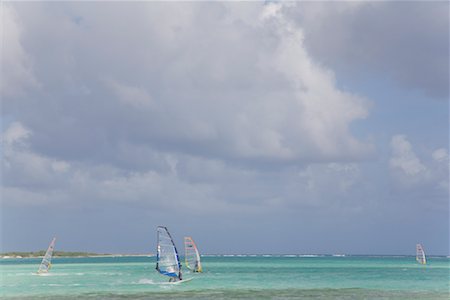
[416,244,426,265]
[156,226,182,280]
[184,236,202,272]
[37,237,56,274]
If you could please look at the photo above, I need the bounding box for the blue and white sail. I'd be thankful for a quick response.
[156,226,182,279]
[37,237,56,274]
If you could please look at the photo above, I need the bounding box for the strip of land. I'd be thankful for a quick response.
[1,251,154,258]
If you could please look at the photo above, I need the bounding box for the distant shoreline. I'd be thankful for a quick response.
[2,252,449,259]
[0,251,154,259]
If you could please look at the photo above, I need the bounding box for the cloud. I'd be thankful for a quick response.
[389,135,448,201]
[1,2,447,254]
[1,122,71,193]
[2,2,372,169]
[104,78,154,109]
[390,135,426,176]
[431,148,449,192]
[286,2,449,99]
[0,4,39,98]
[1,120,369,218]
[432,148,449,163]
[2,121,31,147]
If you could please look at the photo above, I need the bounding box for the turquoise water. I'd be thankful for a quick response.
[1,255,449,299]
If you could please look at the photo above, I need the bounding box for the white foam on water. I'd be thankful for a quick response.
[99,272,123,276]
[137,278,156,285]
[137,277,193,285]
[35,272,73,276]
[33,272,51,276]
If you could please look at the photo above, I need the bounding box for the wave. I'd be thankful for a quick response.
[136,278,191,285]
[137,278,156,285]
[32,272,84,277]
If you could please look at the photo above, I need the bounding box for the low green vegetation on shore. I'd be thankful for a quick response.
[1,251,109,258]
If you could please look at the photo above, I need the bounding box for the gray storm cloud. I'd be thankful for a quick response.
[286,2,449,99]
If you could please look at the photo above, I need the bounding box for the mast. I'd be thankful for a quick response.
[37,237,56,274]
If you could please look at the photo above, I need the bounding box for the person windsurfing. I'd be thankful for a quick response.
[168,270,182,282]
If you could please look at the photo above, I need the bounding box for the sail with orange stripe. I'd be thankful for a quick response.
[184,236,202,272]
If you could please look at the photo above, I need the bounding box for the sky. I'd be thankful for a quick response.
[1,2,449,255]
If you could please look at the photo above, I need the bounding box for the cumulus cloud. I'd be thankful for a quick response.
[390,135,426,176]
[432,148,449,163]
[2,2,372,169]
[389,135,448,200]
[1,120,369,219]
[2,121,31,147]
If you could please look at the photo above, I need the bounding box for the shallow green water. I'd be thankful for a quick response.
[1,255,449,299]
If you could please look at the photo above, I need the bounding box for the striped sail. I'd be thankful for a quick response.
[156,226,182,279]
[184,236,202,272]
[416,244,426,265]
[37,237,56,274]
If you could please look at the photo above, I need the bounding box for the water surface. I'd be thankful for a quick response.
[1,255,449,299]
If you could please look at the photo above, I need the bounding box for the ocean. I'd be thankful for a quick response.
[1,255,449,299]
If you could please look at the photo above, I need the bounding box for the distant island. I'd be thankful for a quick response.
[1,251,111,258]
[1,251,154,258]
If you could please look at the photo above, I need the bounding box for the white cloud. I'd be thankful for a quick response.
[389,135,448,199]
[0,4,39,97]
[389,135,426,176]
[432,148,449,163]
[262,3,370,159]
[1,121,31,147]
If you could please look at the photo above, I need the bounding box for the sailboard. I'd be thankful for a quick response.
[156,226,183,282]
[416,244,426,265]
[171,277,193,284]
[37,237,56,274]
[184,236,202,272]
